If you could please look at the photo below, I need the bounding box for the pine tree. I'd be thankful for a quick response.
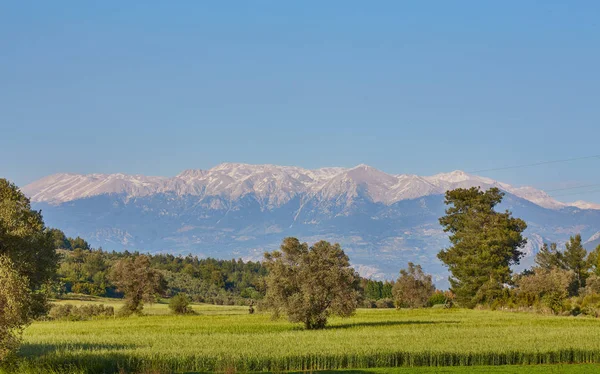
[586,244,600,276]
[535,243,563,270]
[562,234,588,295]
[364,280,382,300]
[437,187,527,308]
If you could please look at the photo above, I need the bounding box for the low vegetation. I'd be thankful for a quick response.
[46,304,114,321]
[168,293,193,314]
[5,301,600,373]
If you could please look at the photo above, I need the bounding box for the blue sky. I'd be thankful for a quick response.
[1,1,599,203]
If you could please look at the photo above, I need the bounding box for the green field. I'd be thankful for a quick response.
[6,299,600,373]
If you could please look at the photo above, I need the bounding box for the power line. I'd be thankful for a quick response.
[545,183,600,193]
[466,154,600,198]
[550,188,600,198]
[468,154,600,174]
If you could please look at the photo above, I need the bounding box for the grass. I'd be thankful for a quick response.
[313,365,600,373]
[6,298,600,373]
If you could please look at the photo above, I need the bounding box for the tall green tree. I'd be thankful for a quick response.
[562,234,588,295]
[0,179,58,317]
[586,244,600,276]
[68,236,90,250]
[437,187,527,308]
[263,238,360,329]
[48,228,71,249]
[363,280,382,300]
[381,281,394,299]
[535,243,563,270]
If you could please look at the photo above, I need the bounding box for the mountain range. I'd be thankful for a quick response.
[21,163,600,286]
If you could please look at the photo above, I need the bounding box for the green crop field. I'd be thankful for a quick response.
[5,298,600,373]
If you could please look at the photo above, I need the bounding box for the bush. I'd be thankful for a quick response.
[516,268,573,314]
[428,291,448,306]
[71,282,105,296]
[580,293,600,317]
[583,275,600,296]
[375,298,395,309]
[362,299,377,308]
[48,304,114,321]
[169,294,193,315]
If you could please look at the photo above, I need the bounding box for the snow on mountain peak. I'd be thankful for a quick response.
[430,170,473,183]
[176,169,207,179]
[20,163,600,211]
[506,186,566,210]
[585,231,600,245]
[569,201,600,211]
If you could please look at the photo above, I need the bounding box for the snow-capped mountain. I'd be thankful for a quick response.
[21,163,600,286]
[23,163,591,210]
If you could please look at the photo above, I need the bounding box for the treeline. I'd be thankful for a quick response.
[54,239,457,309]
[361,278,394,308]
[55,243,439,308]
[54,245,268,305]
[48,228,92,251]
[53,229,451,308]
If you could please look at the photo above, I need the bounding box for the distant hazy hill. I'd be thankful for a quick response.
[23,163,600,286]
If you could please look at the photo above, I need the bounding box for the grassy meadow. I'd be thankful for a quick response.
[4,298,600,373]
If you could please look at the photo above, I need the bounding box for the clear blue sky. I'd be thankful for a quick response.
[1,1,599,203]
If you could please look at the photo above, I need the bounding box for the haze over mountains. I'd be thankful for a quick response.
[23,163,600,285]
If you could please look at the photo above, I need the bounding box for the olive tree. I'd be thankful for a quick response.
[263,238,360,329]
[0,179,58,318]
[0,255,31,360]
[110,255,166,315]
[516,268,573,314]
[392,262,435,308]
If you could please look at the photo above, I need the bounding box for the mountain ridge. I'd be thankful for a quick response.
[22,163,594,211]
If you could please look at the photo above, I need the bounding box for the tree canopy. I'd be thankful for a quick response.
[562,234,588,294]
[437,187,527,308]
[0,179,58,317]
[0,255,31,360]
[263,238,360,329]
[392,262,435,308]
[587,245,600,276]
[110,255,166,315]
